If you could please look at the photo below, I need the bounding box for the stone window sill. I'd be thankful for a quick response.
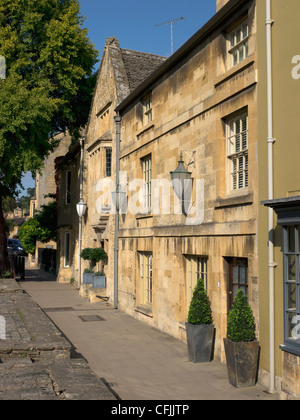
[135,305,153,318]
[214,192,253,209]
[136,123,155,139]
[135,213,153,220]
[280,343,300,357]
[214,54,255,88]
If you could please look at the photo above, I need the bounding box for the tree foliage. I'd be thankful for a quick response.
[18,200,57,253]
[226,289,256,342]
[187,279,213,325]
[80,247,107,262]
[18,217,40,254]
[0,0,98,269]
[0,0,98,188]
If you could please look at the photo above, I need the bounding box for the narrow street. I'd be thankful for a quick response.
[18,268,279,401]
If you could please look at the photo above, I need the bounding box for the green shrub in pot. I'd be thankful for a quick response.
[185,279,215,363]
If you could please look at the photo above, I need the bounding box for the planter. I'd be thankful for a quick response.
[223,338,259,388]
[82,273,95,285]
[185,323,215,363]
[93,276,106,288]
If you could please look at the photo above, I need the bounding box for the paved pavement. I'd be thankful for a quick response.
[15,267,280,401]
[0,274,116,400]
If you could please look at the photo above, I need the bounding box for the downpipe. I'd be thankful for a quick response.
[266,0,276,394]
[114,115,122,309]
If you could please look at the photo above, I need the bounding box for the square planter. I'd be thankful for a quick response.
[185,323,215,363]
[223,338,260,388]
[83,273,95,285]
[93,276,106,288]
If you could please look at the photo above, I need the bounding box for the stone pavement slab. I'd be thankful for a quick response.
[0,282,71,361]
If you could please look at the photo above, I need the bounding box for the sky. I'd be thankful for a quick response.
[21,0,217,195]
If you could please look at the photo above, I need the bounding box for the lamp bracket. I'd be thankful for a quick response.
[181,150,195,168]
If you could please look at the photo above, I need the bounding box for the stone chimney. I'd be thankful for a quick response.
[216,0,230,12]
[105,36,119,48]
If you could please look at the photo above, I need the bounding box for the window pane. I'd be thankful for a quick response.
[238,45,244,62]
[233,265,239,282]
[240,266,246,284]
[288,255,296,281]
[230,33,235,48]
[233,284,239,297]
[235,134,241,152]
[287,283,297,310]
[288,226,296,253]
[233,50,238,66]
[106,148,112,177]
[287,312,298,340]
[245,41,249,58]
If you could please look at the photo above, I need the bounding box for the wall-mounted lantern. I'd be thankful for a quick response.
[170,152,192,215]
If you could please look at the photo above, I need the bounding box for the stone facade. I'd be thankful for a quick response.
[53,0,300,398]
[56,37,166,291]
[56,141,81,283]
[79,38,166,297]
[30,132,71,268]
[115,0,258,361]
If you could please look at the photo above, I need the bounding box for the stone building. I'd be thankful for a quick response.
[55,0,300,398]
[56,37,166,292]
[56,140,82,283]
[115,0,258,364]
[112,0,300,398]
[29,132,71,267]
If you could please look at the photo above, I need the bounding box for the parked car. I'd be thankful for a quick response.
[7,239,27,256]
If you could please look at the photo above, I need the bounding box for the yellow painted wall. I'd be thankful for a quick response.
[257,0,300,390]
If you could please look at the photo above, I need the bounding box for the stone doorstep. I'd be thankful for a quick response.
[88,288,110,304]
[78,283,111,304]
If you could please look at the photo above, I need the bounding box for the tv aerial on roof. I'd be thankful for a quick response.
[155,17,185,56]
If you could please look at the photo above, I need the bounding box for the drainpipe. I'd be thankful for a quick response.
[77,137,85,289]
[114,115,122,309]
[266,0,276,394]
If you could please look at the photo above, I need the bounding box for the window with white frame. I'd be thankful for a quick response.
[185,255,208,315]
[64,232,70,267]
[143,94,152,124]
[141,155,152,211]
[227,113,248,191]
[228,21,249,68]
[139,252,153,307]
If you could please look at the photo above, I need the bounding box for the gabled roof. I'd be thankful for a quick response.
[85,36,166,133]
[120,49,167,92]
[115,0,249,114]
